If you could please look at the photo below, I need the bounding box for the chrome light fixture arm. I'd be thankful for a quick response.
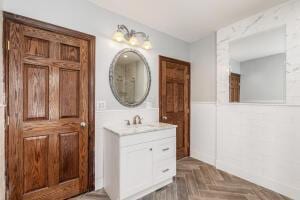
[113,24,152,50]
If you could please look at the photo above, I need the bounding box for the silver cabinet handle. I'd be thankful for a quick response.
[162,148,170,152]
[80,122,87,128]
[162,169,169,173]
[162,116,168,120]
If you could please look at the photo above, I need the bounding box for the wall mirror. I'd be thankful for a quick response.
[109,49,151,107]
[229,26,286,104]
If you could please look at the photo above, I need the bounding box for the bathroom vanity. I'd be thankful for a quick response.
[104,122,177,200]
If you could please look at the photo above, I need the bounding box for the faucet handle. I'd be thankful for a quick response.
[138,117,143,124]
[124,120,130,126]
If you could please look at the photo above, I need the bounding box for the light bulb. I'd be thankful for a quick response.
[142,40,152,50]
[129,36,139,46]
[112,30,124,42]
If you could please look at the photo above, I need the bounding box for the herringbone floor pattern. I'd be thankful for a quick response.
[72,157,292,200]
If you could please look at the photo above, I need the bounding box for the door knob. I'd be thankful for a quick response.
[162,116,168,120]
[80,122,87,128]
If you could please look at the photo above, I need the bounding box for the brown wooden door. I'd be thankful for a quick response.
[159,56,190,160]
[230,73,241,102]
[6,20,90,200]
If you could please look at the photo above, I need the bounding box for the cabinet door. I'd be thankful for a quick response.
[120,142,153,198]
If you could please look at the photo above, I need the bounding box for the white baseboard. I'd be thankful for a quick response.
[95,178,103,191]
[216,160,300,200]
[190,150,216,166]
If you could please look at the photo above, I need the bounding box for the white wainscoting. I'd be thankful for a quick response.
[95,108,159,189]
[190,102,216,166]
[216,104,300,199]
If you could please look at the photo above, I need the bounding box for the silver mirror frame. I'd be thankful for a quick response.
[109,48,151,107]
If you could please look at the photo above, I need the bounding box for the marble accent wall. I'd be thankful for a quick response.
[217,0,300,104]
[216,1,300,199]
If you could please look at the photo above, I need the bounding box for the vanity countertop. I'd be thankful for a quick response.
[104,122,177,137]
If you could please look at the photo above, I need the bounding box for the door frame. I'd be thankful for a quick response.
[3,12,96,196]
[158,55,191,158]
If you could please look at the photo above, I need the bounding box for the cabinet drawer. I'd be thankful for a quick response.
[120,128,176,147]
[153,137,176,161]
[153,158,176,184]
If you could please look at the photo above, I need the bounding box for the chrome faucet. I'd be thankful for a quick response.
[133,115,142,125]
[124,120,131,126]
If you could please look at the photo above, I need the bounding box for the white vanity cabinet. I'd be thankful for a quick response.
[104,123,176,200]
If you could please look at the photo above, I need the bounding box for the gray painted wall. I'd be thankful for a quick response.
[240,53,286,103]
[3,0,190,110]
[189,33,216,102]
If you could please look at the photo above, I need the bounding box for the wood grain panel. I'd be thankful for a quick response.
[176,120,184,149]
[59,69,79,118]
[23,179,80,200]
[23,136,49,193]
[23,64,49,120]
[61,44,80,62]
[7,21,25,199]
[166,82,174,113]
[230,73,240,102]
[166,64,175,80]
[24,36,49,57]
[23,119,81,136]
[59,132,79,182]
[24,55,81,70]
[23,25,81,47]
[176,67,185,82]
[177,83,184,112]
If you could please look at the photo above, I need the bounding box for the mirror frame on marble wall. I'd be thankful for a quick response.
[228,26,287,104]
[216,1,300,105]
[109,48,152,107]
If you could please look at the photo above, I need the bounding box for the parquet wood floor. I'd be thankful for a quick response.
[72,157,292,200]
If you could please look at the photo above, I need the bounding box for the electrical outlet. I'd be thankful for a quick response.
[96,101,106,112]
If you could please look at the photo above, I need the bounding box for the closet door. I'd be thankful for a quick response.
[159,56,190,160]
[7,20,89,200]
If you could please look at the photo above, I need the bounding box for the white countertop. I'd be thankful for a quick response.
[104,122,177,137]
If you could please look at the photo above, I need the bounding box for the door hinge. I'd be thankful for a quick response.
[7,40,10,50]
[7,116,9,126]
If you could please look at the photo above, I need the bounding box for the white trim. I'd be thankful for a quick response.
[0,104,6,108]
[191,101,216,105]
[190,151,215,166]
[216,160,300,199]
[96,108,159,113]
[218,103,300,107]
[95,177,103,190]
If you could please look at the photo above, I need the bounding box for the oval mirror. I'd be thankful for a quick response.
[109,49,151,107]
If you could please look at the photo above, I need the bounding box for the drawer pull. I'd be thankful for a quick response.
[162,168,170,173]
[162,148,170,152]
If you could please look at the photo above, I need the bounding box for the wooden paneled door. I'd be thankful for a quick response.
[159,56,190,160]
[230,73,241,102]
[4,13,95,200]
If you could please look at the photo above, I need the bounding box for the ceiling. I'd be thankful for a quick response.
[88,0,288,43]
[230,26,286,62]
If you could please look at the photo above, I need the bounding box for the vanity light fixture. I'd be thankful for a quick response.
[112,24,153,50]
